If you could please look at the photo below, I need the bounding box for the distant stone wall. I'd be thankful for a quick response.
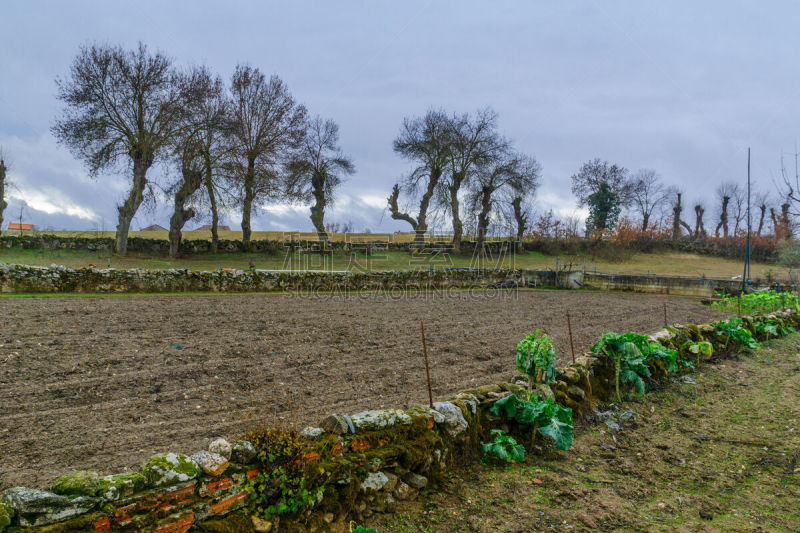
[2,309,795,532]
[581,272,748,296]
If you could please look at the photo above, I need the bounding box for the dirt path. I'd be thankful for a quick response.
[0,290,726,490]
[368,335,800,532]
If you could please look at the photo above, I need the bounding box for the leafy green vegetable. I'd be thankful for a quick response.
[711,290,799,314]
[490,393,574,451]
[481,429,525,463]
[682,340,713,367]
[516,329,556,384]
[591,332,653,400]
[712,318,760,350]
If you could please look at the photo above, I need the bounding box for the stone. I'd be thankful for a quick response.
[561,367,581,384]
[409,406,445,424]
[323,512,334,523]
[349,409,412,432]
[50,470,102,497]
[140,453,201,487]
[534,383,555,401]
[567,385,586,402]
[98,472,148,500]
[403,472,428,489]
[208,438,232,460]
[382,471,399,493]
[680,376,696,384]
[191,451,230,476]
[360,472,389,492]
[453,393,479,414]
[392,481,417,501]
[251,515,273,532]
[300,426,325,439]
[384,493,397,513]
[433,401,469,437]
[321,414,350,434]
[231,440,258,464]
[0,487,98,527]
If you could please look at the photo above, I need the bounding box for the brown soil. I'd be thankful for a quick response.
[0,290,727,490]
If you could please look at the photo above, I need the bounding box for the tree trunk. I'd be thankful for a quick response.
[694,205,705,240]
[115,156,150,256]
[715,196,730,238]
[449,172,465,253]
[388,183,419,234]
[756,204,766,237]
[310,174,328,242]
[641,212,650,234]
[241,158,255,252]
[475,186,493,259]
[671,193,682,240]
[169,166,204,258]
[0,159,7,237]
[781,203,792,240]
[512,196,525,244]
[204,160,219,254]
[770,207,780,238]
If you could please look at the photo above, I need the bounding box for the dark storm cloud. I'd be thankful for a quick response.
[1,1,797,231]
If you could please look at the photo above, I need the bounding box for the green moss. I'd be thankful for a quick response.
[139,453,200,488]
[199,510,255,532]
[51,471,102,497]
[0,503,12,532]
[27,512,101,533]
[98,471,148,499]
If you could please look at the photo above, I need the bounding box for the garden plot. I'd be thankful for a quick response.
[0,290,728,489]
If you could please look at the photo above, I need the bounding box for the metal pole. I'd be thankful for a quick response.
[663,302,668,326]
[742,148,751,292]
[566,312,576,364]
[420,319,434,409]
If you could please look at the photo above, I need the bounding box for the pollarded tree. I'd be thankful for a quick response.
[167,67,228,258]
[470,153,541,254]
[570,158,632,207]
[441,108,507,253]
[629,169,668,233]
[53,42,184,256]
[227,66,307,251]
[388,109,452,246]
[285,116,354,241]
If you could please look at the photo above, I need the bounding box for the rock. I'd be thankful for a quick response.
[140,453,201,488]
[51,470,102,497]
[409,406,446,424]
[605,420,621,432]
[0,487,98,527]
[300,426,325,439]
[382,471,399,493]
[98,472,148,500]
[454,393,479,414]
[433,401,469,437]
[560,367,581,384]
[384,493,397,512]
[360,472,389,492]
[251,515,273,532]
[231,440,258,464]
[323,512,334,523]
[0,503,13,531]
[567,385,586,402]
[191,451,230,476]
[321,414,350,434]
[534,383,555,400]
[680,376,696,384]
[403,472,428,489]
[208,438,232,460]
[349,410,412,432]
[392,481,417,501]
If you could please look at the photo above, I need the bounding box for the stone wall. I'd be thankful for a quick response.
[2,263,775,296]
[2,309,794,532]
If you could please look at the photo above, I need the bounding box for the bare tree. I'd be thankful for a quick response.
[753,190,769,237]
[441,108,507,252]
[470,153,541,255]
[53,42,184,256]
[227,65,307,251]
[730,183,746,236]
[0,153,7,236]
[629,169,668,232]
[501,175,537,244]
[570,158,632,207]
[669,190,692,239]
[388,109,451,246]
[285,116,354,242]
[167,67,227,257]
[714,182,734,238]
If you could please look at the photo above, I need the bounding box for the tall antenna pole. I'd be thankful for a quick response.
[742,148,751,292]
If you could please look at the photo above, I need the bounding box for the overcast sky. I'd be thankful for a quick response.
[1,1,798,233]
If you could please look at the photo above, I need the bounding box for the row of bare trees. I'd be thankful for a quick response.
[387,108,541,252]
[52,42,354,256]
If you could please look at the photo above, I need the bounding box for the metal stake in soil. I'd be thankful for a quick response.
[420,319,434,409]
[566,311,576,364]
[663,302,668,326]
